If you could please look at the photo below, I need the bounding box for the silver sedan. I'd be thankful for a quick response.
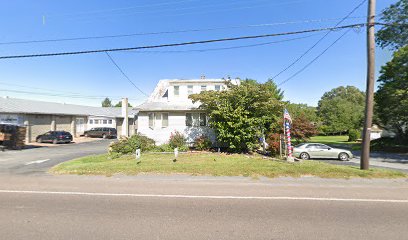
[293,143,353,161]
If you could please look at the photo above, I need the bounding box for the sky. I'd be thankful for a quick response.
[0,0,396,107]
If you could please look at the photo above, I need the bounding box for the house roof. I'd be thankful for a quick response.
[0,97,138,118]
[136,101,201,111]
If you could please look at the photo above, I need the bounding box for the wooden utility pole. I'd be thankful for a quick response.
[361,0,376,170]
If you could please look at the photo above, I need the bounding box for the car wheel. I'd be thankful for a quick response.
[52,139,58,145]
[102,134,107,139]
[36,138,42,143]
[338,152,349,161]
[300,152,310,160]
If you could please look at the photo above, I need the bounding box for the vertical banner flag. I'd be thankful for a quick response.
[284,109,293,157]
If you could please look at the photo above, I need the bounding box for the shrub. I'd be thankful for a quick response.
[266,133,281,156]
[194,135,212,151]
[152,143,189,152]
[109,133,155,156]
[169,130,187,149]
[348,129,360,142]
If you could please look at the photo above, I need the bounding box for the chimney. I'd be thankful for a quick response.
[121,98,129,137]
[200,75,205,80]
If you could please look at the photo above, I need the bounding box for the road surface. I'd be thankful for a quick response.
[0,175,407,240]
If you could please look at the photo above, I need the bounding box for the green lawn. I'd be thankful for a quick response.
[50,152,405,179]
[309,135,360,149]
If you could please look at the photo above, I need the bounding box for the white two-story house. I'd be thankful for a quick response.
[136,77,240,145]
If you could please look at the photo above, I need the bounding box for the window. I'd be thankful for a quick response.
[201,85,207,92]
[174,86,180,96]
[187,85,193,95]
[103,120,107,124]
[94,120,99,124]
[89,120,94,124]
[162,89,168,98]
[108,120,112,124]
[199,113,207,126]
[148,113,154,129]
[186,113,206,127]
[162,113,168,128]
[186,113,193,127]
[149,113,168,129]
[215,85,221,91]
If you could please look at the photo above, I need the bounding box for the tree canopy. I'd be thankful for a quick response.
[101,97,112,107]
[317,86,365,134]
[375,45,408,142]
[115,101,133,107]
[376,0,408,50]
[190,79,283,152]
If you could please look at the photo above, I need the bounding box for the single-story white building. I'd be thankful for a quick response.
[0,97,138,142]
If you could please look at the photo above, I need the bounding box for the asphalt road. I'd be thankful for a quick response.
[0,175,407,240]
[0,140,113,175]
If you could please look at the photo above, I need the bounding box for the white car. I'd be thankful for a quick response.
[293,143,353,161]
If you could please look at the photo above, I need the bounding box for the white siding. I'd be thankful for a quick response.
[138,111,215,145]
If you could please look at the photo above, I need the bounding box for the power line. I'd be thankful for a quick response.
[0,17,364,46]
[129,34,321,53]
[0,23,365,60]
[271,0,367,80]
[104,52,148,97]
[0,81,129,98]
[277,28,352,87]
[46,0,199,18]
[0,88,140,100]
[48,0,293,21]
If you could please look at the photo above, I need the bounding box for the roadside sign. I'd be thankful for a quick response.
[135,149,141,160]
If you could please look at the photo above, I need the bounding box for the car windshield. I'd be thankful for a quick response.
[294,143,306,148]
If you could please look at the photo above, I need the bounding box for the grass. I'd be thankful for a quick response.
[50,152,406,179]
[309,135,360,150]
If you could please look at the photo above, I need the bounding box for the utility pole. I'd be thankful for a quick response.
[361,0,376,170]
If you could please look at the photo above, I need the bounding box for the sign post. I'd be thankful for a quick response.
[135,149,141,161]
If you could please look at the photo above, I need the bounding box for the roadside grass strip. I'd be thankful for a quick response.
[50,153,406,179]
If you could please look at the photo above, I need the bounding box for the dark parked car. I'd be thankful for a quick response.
[84,127,117,139]
[36,131,73,144]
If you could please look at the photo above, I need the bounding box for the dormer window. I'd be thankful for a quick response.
[162,89,168,98]
[174,86,180,96]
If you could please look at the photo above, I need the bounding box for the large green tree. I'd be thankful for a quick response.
[101,97,112,107]
[317,86,365,134]
[190,79,283,152]
[286,103,319,123]
[375,45,408,142]
[376,0,408,50]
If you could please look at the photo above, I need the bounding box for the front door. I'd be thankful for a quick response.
[76,118,85,135]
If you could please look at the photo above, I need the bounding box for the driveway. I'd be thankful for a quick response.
[0,140,113,175]
[317,150,408,172]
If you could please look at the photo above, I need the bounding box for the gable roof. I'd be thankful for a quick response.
[0,97,138,118]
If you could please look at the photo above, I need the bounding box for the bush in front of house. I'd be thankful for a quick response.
[193,135,212,151]
[109,133,155,156]
[169,130,188,149]
[152,143,189,152]
[348,129,360,142]
[266,133,281,156]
